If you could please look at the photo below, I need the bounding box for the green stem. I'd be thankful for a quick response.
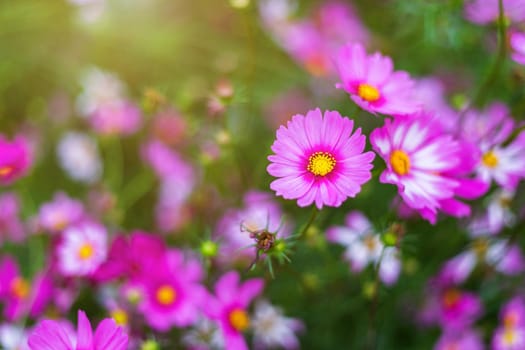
[299,206,319,237]
[464,0,507,111]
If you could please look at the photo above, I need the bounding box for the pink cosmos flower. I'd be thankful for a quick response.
[204,271,264,350]
[28,309,128,350]
[465,0,525,25]
[90,100,142,136]
[435,329,483,350]
[137,249,206,331]
[57,222,108,277]
[0,256,53,321]
[0,192,25,244]
[38,192,85,233]
[370,116,465,223]
[215,191,290,262]
[326,211,401,285]
[0,135,31,186]
[335,43,420,116]
[267,108,375,209]
[511,31,525,65]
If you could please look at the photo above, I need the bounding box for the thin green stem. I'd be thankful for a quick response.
[299,206,319,237]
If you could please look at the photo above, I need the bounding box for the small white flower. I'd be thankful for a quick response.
[76,67,125,117]
[57,132,102,184]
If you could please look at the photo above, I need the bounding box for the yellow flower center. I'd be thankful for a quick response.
[156,285,177,306]
[78,243,94,260]
[503,328,516,345]
[10,277,30,299]
[307,152,336,177]
[0,165,13,177]
[390,150,411,176]
[442,289,461,308]
[111,308,128,326]
[229,308,250,332]
[358,83,381,102]
[363,235,377,252]
[482,150,498,168]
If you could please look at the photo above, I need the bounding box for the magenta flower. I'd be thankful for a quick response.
[0,135,31,186]
[0,256,53,321]
[38,192,85,233]
[435,329,483,350]
[57,222,108,277]
[511,31,525,65]
[93,231,167,282]
[205,271,264,350]
[137,249,206,331]
[465,0,525,25]
[0,192,25,244]
[267,108,375,209]
[370,116,464,223]
[492,297,525,350]
[28,309,128,350]
[335,43,420,116]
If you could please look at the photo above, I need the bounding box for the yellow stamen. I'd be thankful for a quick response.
[10,277,30,299]
[363,236,377,252]
[156,285,177,306]
[0,165,13,177]
[482,150,498,168]
[229,308,250,332]
[357,83,381,102]
[390,150,411,176]
[111,308,128,326]
[442,289,461,308]
[307,152,336,177]
[78,243,94,260]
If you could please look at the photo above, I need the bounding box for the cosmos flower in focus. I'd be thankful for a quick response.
[57,222,108,277]
[0,135,31,186]
[28,309,128,350]
[370,116,464,223]
[57,132,102,184]
[267,108,375,209]
[204,271,264,350]
[335,42,420,117]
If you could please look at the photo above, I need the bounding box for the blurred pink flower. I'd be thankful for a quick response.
[204,271,264,350]
[0,256,53,322]
[28,309,128,350]
[57,222,108,277]
[89,100,142,136]
[434,329,483,350]
[511,31,525,65]
[0,135,31,186]
[93,231,167,282]
[465,0,525,25]
[0,192,25,244]
[137,249,206,331]
[335,43,420,116]
[492,297,525,349]
[38,192,85,234]
[267,108,375,209]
